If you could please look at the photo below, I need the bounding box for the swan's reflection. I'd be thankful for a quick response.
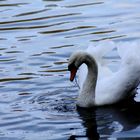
[77,107,99,140]
[69,100,140,140]
[68,106,99,140]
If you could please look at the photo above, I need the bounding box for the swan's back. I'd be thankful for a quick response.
[117,41,140,67]
[95,66,140,105]
[95,41,140,105]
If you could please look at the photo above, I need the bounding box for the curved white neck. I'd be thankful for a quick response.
[77,54,98,107]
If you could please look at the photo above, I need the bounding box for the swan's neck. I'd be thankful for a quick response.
[77,55,98,107]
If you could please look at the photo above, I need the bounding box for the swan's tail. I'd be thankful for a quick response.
[117,41,140,65]
[86,40,115,65]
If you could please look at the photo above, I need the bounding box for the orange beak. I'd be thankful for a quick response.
[70,67,77,81]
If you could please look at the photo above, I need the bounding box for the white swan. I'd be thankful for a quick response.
[68,41,140,107]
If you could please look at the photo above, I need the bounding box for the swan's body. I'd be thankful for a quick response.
[68,41,140,107]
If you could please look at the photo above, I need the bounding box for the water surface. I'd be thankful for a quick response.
[0,0,140,139]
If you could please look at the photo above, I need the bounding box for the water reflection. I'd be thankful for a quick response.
[76,107,99,140]
[72,100,140,140]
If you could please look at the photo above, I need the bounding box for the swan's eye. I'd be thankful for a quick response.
[68,63,76,71]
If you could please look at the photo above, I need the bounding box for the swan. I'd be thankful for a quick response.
[68,41,140,107]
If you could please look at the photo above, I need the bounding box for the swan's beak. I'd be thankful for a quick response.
[70,67,77,82]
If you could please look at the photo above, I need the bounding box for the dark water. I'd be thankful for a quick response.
[0,0,140,139]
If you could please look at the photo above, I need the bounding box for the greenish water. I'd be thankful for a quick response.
[0,0,140,139]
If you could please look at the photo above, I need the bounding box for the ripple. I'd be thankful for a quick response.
[0,13,80,25]
[0,3,28,7]
[14,9,48,17]
[0,77,34,83]
[64,2,103,8]
[40,25,95,34]
[5,51,23,54]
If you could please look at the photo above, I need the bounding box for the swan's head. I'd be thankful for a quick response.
[68,51,88,81]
